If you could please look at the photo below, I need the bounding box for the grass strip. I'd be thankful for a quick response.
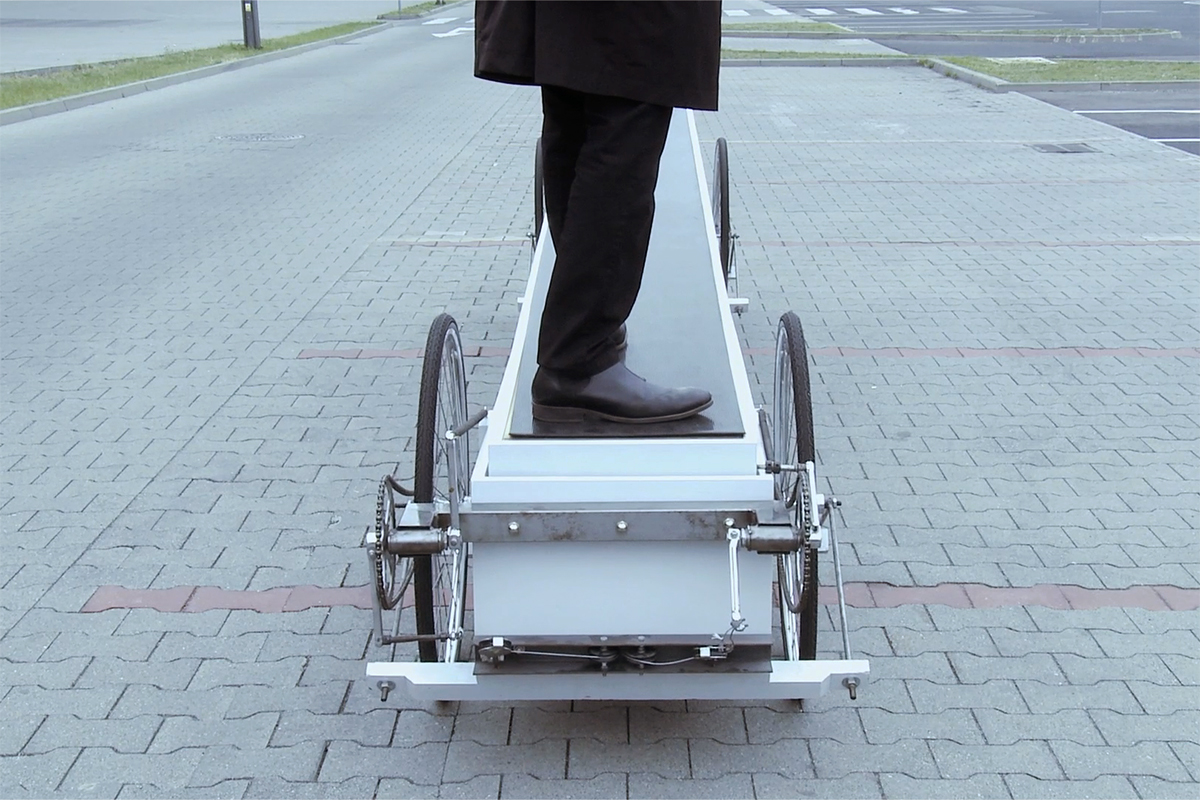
[940,56,1200,83]
[0,21,380,110]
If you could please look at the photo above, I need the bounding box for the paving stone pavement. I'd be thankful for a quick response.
[2,16,1199,800]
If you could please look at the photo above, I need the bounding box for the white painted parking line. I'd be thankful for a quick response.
[888,7,920,13]
[764,7,792,15]
[805,8,838,15]
[931,6,969,12]
[847,7,885,14]
[1074,109,1200,115]
[725,9,751,16]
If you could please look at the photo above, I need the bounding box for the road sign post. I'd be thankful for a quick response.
[242,0,261,49]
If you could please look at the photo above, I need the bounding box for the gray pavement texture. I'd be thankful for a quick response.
[2,12,1199,800]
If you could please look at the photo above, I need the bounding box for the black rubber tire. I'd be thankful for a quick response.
[713,137,731,280]
[413,313,468,663]
[775,311,819,661]
[534,137,545,243]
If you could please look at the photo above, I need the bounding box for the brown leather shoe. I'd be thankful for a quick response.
[532,362,712,424]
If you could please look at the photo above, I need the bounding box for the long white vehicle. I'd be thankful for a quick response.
[365,109,869,703]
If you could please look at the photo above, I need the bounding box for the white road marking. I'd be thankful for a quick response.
[725,9,751,16]
[847,7,885,14]
[764,7,792,15]
[888,7,920,14]
[432,26,473,38]
[805,8,837,15]
[931,7,969,13]
[1155,138,1200,143]
[1074,109,1200,115]
[422,16,459,25]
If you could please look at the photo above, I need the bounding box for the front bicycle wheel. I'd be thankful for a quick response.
[413,313,470,663]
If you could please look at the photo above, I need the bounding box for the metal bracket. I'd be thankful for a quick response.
[725,521,748,636]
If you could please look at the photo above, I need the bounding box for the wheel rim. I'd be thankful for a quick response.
[772,313,819,662]
[773,324,798,506]
[713,138,730,279]
[414,315,470,663]
[433,325,468,662]
[778,551,803,661]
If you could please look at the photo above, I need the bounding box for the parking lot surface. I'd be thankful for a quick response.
[1,15,1198,800]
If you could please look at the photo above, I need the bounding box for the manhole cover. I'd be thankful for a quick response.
[214,133,304,142]
[1030,142,1097,154]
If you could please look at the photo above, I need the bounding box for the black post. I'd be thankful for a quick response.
[242,0,261,49]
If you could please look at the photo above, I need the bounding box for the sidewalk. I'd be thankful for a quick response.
[1,15,1198,800]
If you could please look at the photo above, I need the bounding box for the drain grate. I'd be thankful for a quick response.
[214,133,304,142]
[1030,142,1097,154]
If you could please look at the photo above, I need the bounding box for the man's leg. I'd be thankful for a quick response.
[539,86,586,257]
[537,90,672,377]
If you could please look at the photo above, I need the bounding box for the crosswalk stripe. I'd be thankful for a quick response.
[888,7,920,14]
[724,9,751,16]
[764,7,792,15]
[847,7,885,14]
[805,8,838,15]
[931,6,969,12]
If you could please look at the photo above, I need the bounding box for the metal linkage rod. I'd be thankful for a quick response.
[826,498,853,661]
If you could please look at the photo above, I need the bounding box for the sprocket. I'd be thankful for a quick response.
[373,476,412,610]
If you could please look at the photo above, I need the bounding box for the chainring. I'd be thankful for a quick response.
[373,476,410,610]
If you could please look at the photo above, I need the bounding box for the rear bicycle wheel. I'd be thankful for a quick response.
[773,311,819,661]
[413,313,470,663]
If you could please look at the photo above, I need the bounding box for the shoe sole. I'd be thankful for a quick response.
[532,398,713,425]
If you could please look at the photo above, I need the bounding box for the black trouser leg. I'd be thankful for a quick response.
[538,85,673,377]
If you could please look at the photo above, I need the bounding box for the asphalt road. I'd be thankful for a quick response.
[0,0,400,73]
[1026,84,1200,155]
[766,1,1200,157]
[772,0,1200,57]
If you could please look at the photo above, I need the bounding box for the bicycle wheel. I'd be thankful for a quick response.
[712,137,731,281]
[773,311,819,661]
[413,313,470,663]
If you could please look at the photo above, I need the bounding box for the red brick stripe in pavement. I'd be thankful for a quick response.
[298,346,1200,360]
[80,583,1198,614]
